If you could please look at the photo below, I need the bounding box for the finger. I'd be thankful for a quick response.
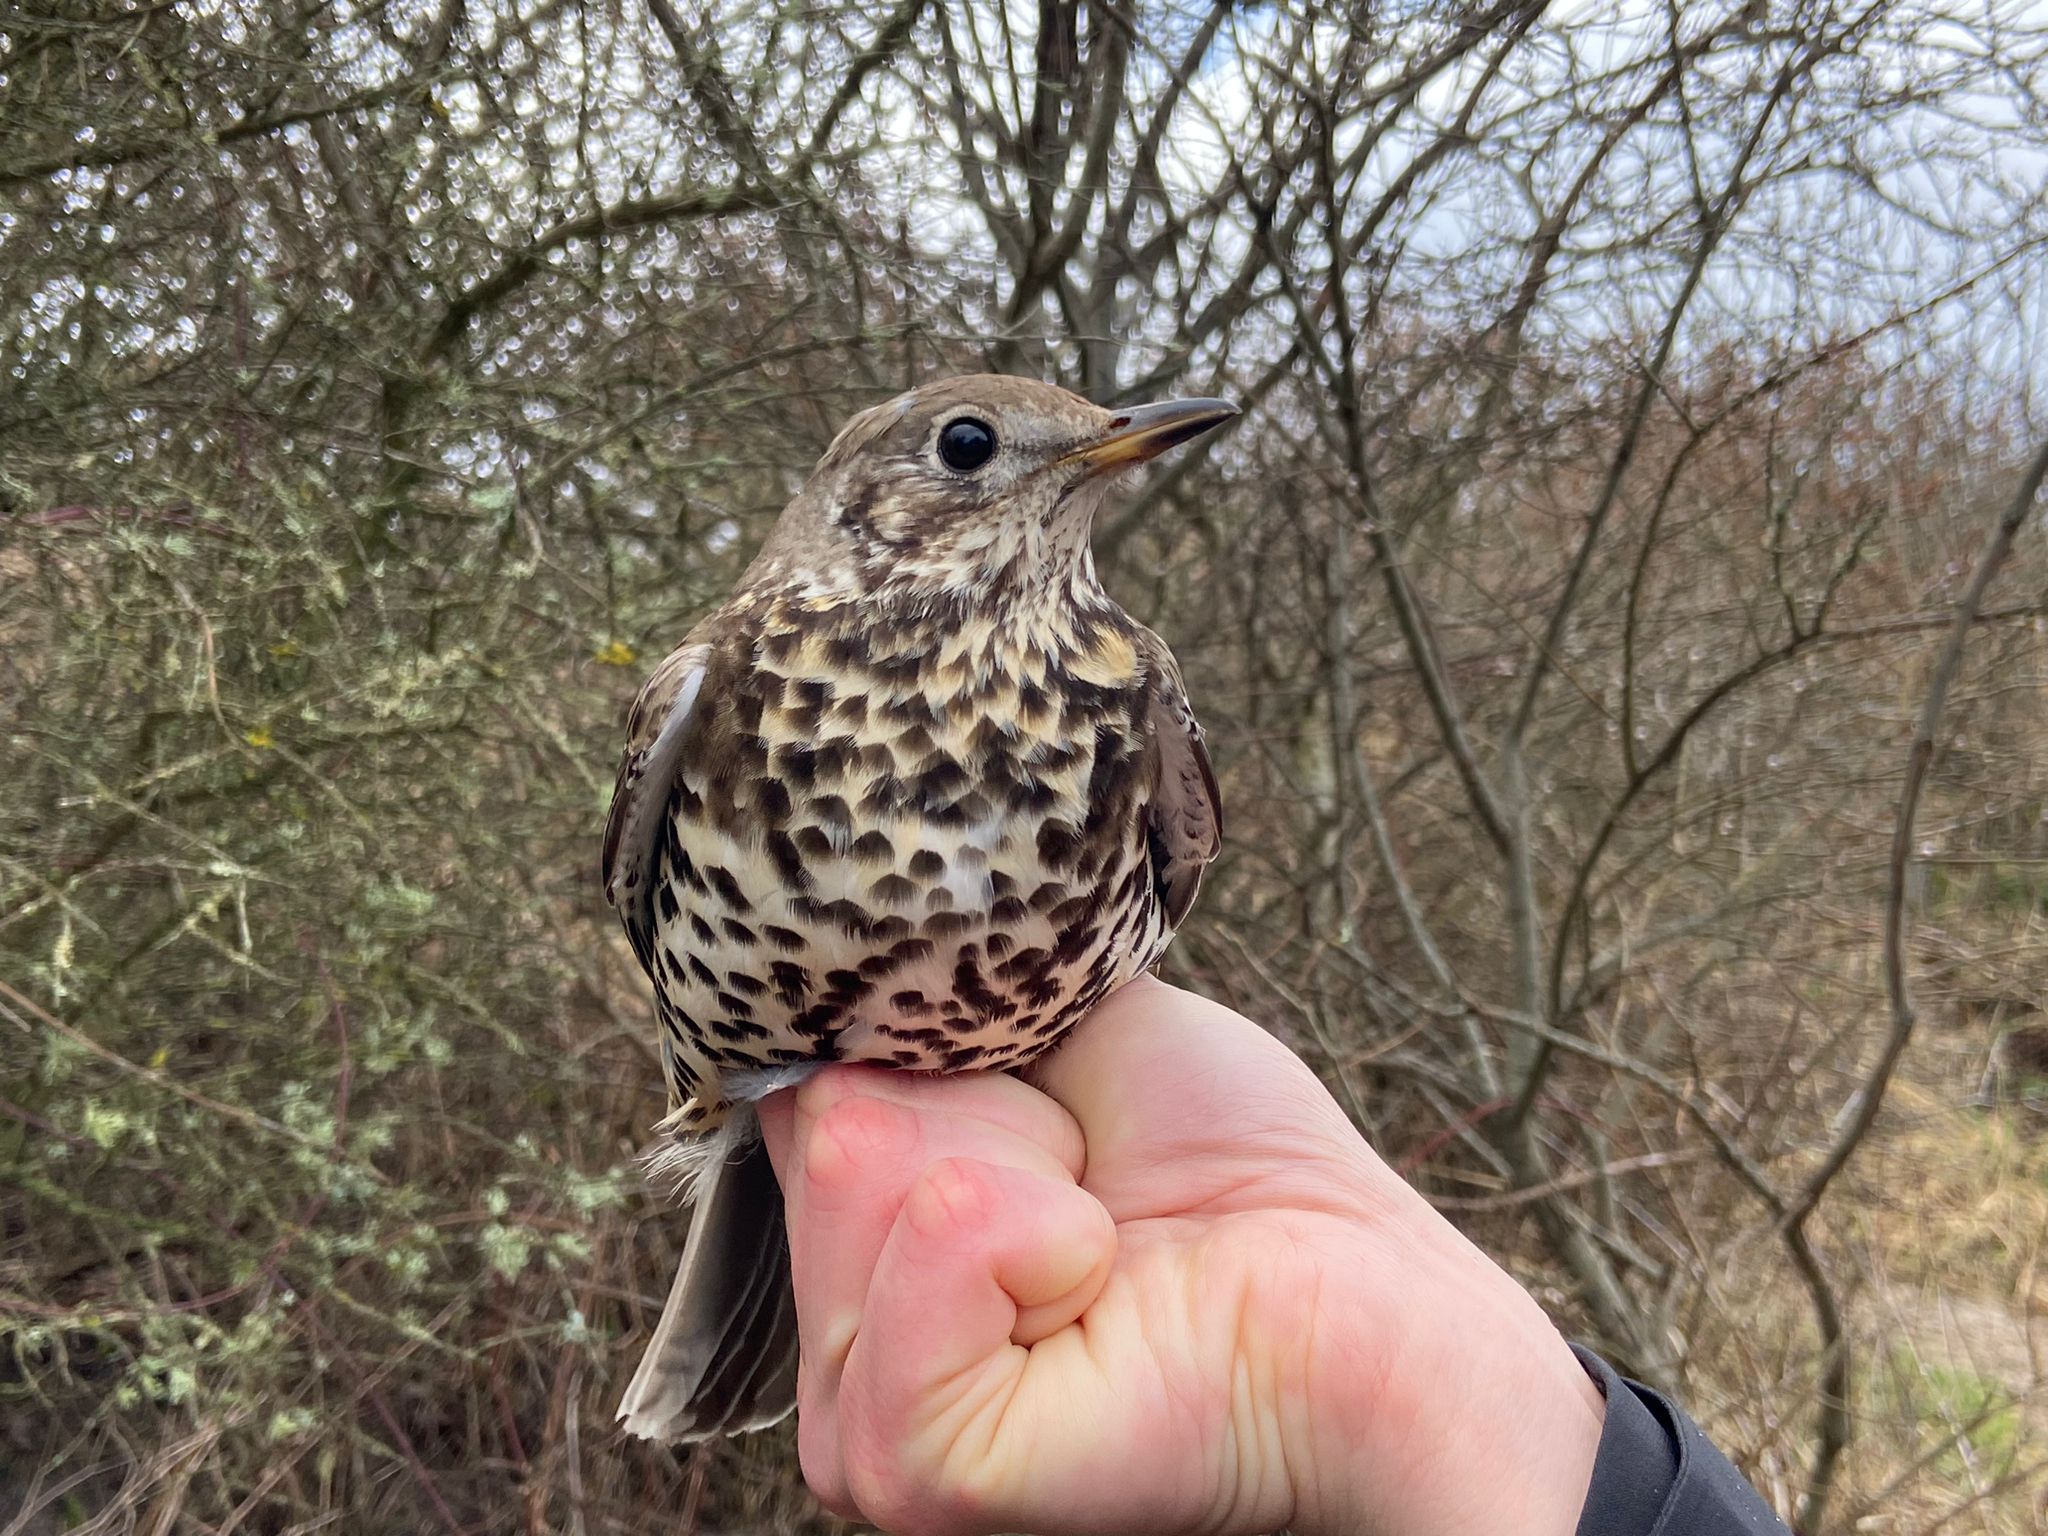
[1025,976,1390,1219]
[772,1069,1086,1513]
[764,1063,1083,1200]
[784,1068,1086,1378]
[827,1066,1086,1179]
[837,1157,1116,1531]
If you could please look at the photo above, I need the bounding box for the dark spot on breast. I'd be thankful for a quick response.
[914,754,967,800]
[688,912,716,946]
[770,961,811,1006]
[879,1024,954,1048]
[857,777,906,818]
[1037,823,1084,869]
[995,946,1048,978]
[813,738,854,780]
[822,899,875,939]
[851,829,892,861]
[756,778,792,822]
[1059,674,1125,721]
[791,1002,844,1036]
[870,873,916,905]
[909,849,944,879]
[991,895,1028,926]
[777,744,818,787]
[1021,979,1062,1011]
[704,866,752,911]
[724,971,767,997]
[761,923,805,952]
[924,909,975,938]
[794,826,835,859]
[688,956,718,988]
[925,885,954,912]
[766,831,810,891]
[709,1016,770,1042]
[720,918,756,945]
[890,935,935,965]
[953,955,1012,1021]
[1059,888,1111,928]
[1011,777,1059,814]
[714,990,757,1019]
[884,692,938,727]
[986,931,1015,961]
[1054,922,1095,965]
[891,989,933,1014]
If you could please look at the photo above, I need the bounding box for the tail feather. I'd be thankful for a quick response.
[617,1106,797,1442]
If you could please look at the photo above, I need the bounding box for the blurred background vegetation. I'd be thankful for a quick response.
[5,0,2048,1530]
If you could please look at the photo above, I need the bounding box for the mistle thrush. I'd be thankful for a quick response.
[603,375,1231,1441]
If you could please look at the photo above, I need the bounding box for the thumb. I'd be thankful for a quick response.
[836,1156,1116,1529]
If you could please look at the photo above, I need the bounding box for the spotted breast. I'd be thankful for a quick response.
[629,586,1197,1133]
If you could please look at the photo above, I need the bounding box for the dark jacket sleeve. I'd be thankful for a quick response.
[1571,1347,1790,1536]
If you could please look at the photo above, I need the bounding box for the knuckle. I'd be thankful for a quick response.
[793,1062,881,1119]
[905,1156,1000,1238]
[806,1091,913,1195]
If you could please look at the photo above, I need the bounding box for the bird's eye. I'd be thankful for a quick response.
[937,417,997,473]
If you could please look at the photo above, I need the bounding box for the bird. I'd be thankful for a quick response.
[602,374,1232,1443]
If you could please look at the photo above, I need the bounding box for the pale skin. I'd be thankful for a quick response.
[755,976,1606,1536]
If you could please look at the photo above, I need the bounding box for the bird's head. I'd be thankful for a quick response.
[750,375,1236,604]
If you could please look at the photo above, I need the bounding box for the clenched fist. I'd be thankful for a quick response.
[757,977,1604,1536]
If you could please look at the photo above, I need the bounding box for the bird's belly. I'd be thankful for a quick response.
[649,793,1161,1109]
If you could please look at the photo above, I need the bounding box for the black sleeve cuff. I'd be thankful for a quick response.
[1570,1346,1789,1536]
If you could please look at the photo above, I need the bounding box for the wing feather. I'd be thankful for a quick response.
[1136,629,1222,929]
[602,641,711,969]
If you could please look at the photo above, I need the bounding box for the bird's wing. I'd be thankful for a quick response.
[603,639,713,969]
[1136,627,1222,929]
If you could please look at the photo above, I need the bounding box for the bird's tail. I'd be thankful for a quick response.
[616,1105,798,1442]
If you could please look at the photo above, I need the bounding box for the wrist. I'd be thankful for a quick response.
[1285,1193,1604,1536]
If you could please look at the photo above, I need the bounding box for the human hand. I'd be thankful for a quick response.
[755,976,1604,1536]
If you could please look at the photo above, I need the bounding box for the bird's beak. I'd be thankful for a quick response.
[1064,397,1239,474]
